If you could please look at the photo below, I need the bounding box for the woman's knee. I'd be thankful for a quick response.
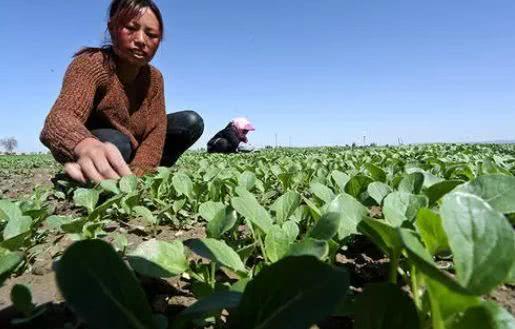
[167,111,204,141]
[91,129,132,162]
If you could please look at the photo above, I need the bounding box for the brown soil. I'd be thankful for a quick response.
[488,285,515,315]
[0,169,54,199]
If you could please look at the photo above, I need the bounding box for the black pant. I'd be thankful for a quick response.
[91,111,204,167]
[207,138,235,153]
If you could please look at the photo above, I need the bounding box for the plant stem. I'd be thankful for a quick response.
[210,262,216,289]
[389,250,400,284]
[256,231,269,263]
[247,219,269,263]
[411,265,421,308]
[410,266,427,328]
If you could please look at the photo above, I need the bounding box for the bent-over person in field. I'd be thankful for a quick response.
[207,117,255,153]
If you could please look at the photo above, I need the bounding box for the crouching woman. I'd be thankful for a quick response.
[40,0,203,183]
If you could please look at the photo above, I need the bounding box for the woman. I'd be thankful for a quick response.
[40,0,203,183]
[207,117,255,153]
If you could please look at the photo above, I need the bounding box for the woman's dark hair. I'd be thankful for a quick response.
[74,0,164,70]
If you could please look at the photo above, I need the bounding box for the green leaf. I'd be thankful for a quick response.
[452,175,515,214]
[204,166,222,181]
[398,172,424,194]
[345,175,373,198]
[207,207,237,239]
[364,163,387,182]
[0,249,22,284]
[73,188,100,214]
[3,215,32,240]
[89,194,124,220]
[406,168,444,188]
[132,206,157,225]
[119,175,138,194]
[282,220,299,243]
[121,193,140,214]
[172,173,194,199]
[99,179,120,194]
[128,239,188,278]
[60,218,88,234]
[82,221,104,239]
[424,276,480,329]
[0,200,22,222]
[231,278,250,293]
[357,218,401,256]
[46,215,74,231]
[286,238,329,259]
[308,212,341,240]
[178,291,242,322]
[506,261,515,285]
[10,284,34,316]
[309,182,335,204]
[232,196,273,234]
[55,239,156,329]
[233,184,253,198]
[440,192,515,295]
[367,182,392,205]
[198,201,225,222]
[270,191,301,224]
[112,234,128,253]
[88,194,123,220]
[302,197,322,220]
[173,199,187,213]
[265,225,291,262]
[423,180,463,205]
[238,171,257,190]
[448,301,515,329]
[327,193,368,239]
[383,192,428,226]
[415,208,449,256]
[399,228,470,293]
[208,179,223,200]
[0,232,30,251]
[186,238,246,274]
[354,282,419,329]
[231,256,349,329]
[331,170,351,193]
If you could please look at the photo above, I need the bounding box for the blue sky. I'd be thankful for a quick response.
[1,0,514,152]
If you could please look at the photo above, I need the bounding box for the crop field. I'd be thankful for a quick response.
[0,144,514,329]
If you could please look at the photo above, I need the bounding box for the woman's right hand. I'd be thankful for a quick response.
[65,137,132,183]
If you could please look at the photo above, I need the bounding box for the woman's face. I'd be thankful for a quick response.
[110,8,161,66]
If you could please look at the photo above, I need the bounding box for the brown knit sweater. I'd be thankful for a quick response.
[40,50,167,176]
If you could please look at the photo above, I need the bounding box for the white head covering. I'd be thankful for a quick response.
[231,117,255,131]
[231,117,255,143]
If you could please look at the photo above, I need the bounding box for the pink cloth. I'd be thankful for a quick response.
[231,117,255,143]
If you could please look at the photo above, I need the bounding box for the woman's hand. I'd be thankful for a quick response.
[64,137,132,183]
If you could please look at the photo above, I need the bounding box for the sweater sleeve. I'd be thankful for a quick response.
[129,69,167,175]
[40,53,107,163]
